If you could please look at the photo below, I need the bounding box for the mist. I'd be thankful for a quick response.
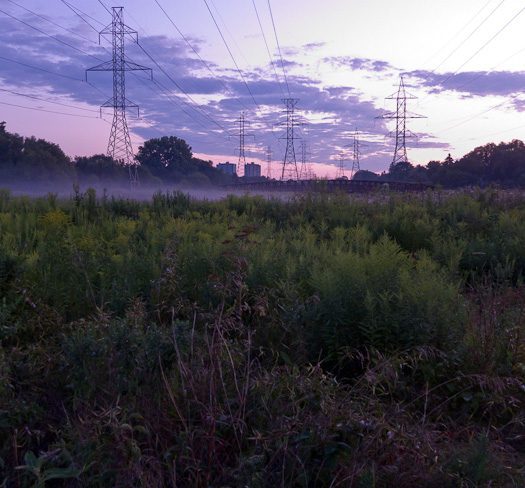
[0,180,276,202]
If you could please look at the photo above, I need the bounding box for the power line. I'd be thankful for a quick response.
[60,0,104,33]
[107,10,230,134]
[458,123,525,143]
[135,42,233,136]
[377,77,425,170]
[0,87,100,113]
[54,2,224,140]
[438,5,525,88]
[278,98,305,180]
[419,0,494,70]
[3,0,115,103]
[417,2,524,107]
[267,0,290,98]
[201,0,283,148]
[0,4,113,101]
[132,71,231,143]
[97,0,112,16]
[0,2,249,158]
[202,0,262,111]
[151,0,249,111]
[424,0,505,77]
[0,55,83,82]
[125,3,246,130]
[231,112,255,177]
[0,100,100,119]
[208,0,251,68]
[21,0,233,143]
[0,54,111,101]
[435,99,509,135]
[3,1,281,153]
[122,58,233,144]
[454,46,525,93]
[6,0,95,44]
[251,0,285,98]
[87,6,153,186]
[0,7,105,62]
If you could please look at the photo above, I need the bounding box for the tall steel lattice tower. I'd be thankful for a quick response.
[299,139,309,180]
[278,98,304,180]
[377,77,424,173]
[350,128,366,179]
[266,146,273,179]
[231,112,253,177]
[86,7,151,187]
[335,152,345,179]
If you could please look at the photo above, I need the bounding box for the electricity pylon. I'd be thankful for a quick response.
[266,146,273,179]
[231,112,254,177]
[377,77,425,173]
[278,98,305,180]
[335,152,346,179]
[86,7,152,187]
[299,139,310,180]
[346,128,366,179]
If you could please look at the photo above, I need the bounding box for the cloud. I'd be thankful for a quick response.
[408,69,525,98]
[303,42,325,50]
[323,56,393,72]
[0,5,440,175]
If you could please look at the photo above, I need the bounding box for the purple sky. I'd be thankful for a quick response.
[2,0,525,177]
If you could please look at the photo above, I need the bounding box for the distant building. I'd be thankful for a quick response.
[217,161,237,175]
[244,162,261,178]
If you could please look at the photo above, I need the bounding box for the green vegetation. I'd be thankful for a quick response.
[367,139,525,188]
[0,124,233,188]
[135,135,233,186]
[1,187,525,486]
[4,121,525,189]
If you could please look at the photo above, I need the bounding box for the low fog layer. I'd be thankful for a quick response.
[1,181,275,202]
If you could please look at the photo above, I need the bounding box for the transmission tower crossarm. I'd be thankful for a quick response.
[230,112,255,177]
[344,127,367,179]
[278,98,306,180]
[376,77,426,169]
[85,7,152,188]
[86,58,152,78]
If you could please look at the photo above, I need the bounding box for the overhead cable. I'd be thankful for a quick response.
[152,0,249,111]
[425,0,505,77]
[202,0,264,112]
[0,100,100,119]
[252,0,285,98]
[0,87,100,113]
[439,5,525,86]
[60,0,104,32]
[135,42,233,136]
[267,0,290,98]
[0,8,105,62]
[6,0,94,44]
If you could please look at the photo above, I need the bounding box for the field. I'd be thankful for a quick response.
[1,186,525,487]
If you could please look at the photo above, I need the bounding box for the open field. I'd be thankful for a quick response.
[1,186,525,487]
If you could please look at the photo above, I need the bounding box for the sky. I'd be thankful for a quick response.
[2,0,525,178]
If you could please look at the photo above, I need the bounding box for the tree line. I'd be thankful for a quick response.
[355,140,525,188]
[2,121,525,188]
[0,123,234,188]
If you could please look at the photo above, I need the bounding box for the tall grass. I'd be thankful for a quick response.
[1,187,525,486]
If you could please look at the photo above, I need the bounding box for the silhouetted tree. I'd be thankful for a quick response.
[388,160,414,181]
[0,123,73,184]
[0,122,23,168]
[75,154,127,183]
[353,169,380,181]
[136,136,229,186]
[135,136,193,182]
[485,139,525,185]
